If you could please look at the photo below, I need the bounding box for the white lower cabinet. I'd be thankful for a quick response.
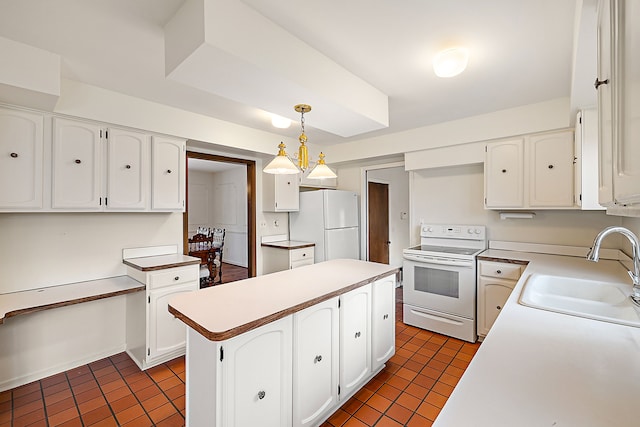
[477,261,522,338]
[183,274,396,427]
[339,284,372,399]
[293,298,339,427]
[126,264,199,369]
[221,317,293,427]
[371,276,396,371]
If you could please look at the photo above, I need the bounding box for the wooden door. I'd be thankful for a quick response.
[368,181,389,264]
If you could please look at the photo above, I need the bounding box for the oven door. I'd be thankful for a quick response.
[402,255,476,319]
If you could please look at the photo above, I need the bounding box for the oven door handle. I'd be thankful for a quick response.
[403,254,473,267]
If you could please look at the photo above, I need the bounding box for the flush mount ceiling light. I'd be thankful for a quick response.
[263,104,337,180]
[271,114,291,129]
[433,47,469,78]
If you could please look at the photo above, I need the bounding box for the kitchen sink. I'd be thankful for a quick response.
[518,274,640,327]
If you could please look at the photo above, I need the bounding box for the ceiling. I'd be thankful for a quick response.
[0,0,579,146]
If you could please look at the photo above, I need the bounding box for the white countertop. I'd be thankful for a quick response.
[434,250,640,426]
[123,253,201,271]
[260,240,315,250]
[168,259,398,340]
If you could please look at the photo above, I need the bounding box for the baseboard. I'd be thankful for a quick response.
[0,344,126,392]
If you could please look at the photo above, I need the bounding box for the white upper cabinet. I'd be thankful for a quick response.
[263,173,300,212]
[0,108,44,210]
[485,130,576,210]
[484,138,525,208]
[528,131,575,208]
[151,136,185,211]
[52,118,102,210]
[106,128,150,210]
[597,0,640,213]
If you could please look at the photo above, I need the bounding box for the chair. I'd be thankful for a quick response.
[210,228,226,284]
[188,233,218,287]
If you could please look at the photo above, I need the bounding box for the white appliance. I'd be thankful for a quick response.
[403,224,487,343]
[289,190,360,263]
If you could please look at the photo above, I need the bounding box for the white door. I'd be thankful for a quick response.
[324,191,358,229]
[371,277,396,371]
[339,284,371,399]
[152,136,185,210]
[293,298,339,427]
[52,118,102,210]
[106,128,150,210]
[148,282,197,359]
[222,316,292,427]
[325,227,360,261]
[0,108,43,209]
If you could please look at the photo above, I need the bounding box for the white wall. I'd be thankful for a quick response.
[366,167,410,268]
[188,167,249,267]
[409,164,621,247]
[0,212,181,391]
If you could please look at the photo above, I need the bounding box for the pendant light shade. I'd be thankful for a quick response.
[263,142,299,174]
[307,152,337,179]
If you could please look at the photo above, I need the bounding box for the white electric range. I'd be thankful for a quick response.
[402,224,487,342]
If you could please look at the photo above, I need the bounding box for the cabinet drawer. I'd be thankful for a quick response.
[148,266,199,289]
[290,247,314,263]
[290,258,314,270]
[479,262,522,280]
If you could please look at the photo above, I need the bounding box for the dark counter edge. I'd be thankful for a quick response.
[0,285,145,324]
[123,258,201,272]
[261,242,316,250]
[477,255,530,265]
[168,267,401,342]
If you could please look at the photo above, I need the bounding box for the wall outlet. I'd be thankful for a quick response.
[260,220,267,228]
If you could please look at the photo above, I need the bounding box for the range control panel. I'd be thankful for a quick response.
[420,224,486,240]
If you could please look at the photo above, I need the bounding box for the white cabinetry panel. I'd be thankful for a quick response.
[106,128,149,210]
[151,136,185,211]
[371,276,396,370]
[339,283,371,398]
[293,297,339,427]
[0,108,43,209]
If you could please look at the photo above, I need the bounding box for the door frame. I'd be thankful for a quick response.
[360,161,404,262]
[184,151,257,278]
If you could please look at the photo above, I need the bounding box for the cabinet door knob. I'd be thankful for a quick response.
[501,169,507,173]
[314,355,323,363]
[75,159,82,164]
[354,331,361,338]
[10,152,18,158]
[167,169,172,174]
[594,77,609,89]
[125,164,131,169]
[548,164,554,169]
[174,276,180,281]
[383,314,389,320]
[258,390,266,400]
[497,305,502,310]
[496,270,502,274]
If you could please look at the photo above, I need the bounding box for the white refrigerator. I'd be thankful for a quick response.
[289,190,360,263]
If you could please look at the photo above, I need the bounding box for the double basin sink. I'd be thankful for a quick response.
[519,274,640,327]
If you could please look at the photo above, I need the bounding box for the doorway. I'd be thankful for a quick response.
[368,181,390,264]
[183,151,256,279]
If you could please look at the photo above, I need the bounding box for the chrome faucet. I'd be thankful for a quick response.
[587,226,640,306]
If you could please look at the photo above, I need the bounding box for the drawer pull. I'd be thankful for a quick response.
[314,355,323,363]
[75,159,82,164]
[497,305,502,310]
[10,152,18,158]
[354,331,361,339]
[496,270,502,274]
[501,169,507,173]
[167,169,172,174]
[174,276,180,281]
[125,164,131,169]
[548,164,554,169]
[258,390,266,400]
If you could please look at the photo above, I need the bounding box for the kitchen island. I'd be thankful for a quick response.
[434,249,640,427]
[169,258,399,427]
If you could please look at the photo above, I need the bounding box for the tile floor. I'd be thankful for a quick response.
[0,289,481,426]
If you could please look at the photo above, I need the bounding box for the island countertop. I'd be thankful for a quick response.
[168,259,399,341]
[434,250,640,427]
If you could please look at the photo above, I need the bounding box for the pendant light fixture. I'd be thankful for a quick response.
[263,104,337,180]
